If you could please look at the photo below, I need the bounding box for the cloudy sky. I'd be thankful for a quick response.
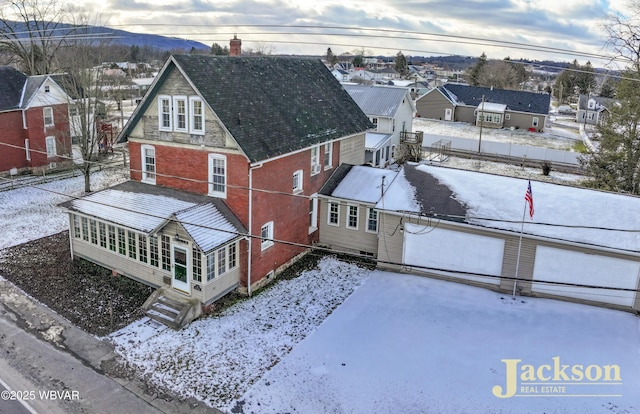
[77,0,630,66]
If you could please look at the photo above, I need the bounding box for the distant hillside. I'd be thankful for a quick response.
[4,21,210,51]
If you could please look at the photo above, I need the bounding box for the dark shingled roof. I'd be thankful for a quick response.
[119,55,373,163]
[403,163,467,222]
[0,66,27,112]
[318,164,355,196]
[440,83,550,116]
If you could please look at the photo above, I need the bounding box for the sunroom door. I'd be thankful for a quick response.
[171,244,190,293]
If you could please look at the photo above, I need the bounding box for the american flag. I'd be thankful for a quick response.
[525,180,534,219]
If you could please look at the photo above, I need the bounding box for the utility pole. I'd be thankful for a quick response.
[478,95,485,153]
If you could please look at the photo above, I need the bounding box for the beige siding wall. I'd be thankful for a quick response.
[69,213,240,305]
[131,67,234,149]
[503,112,546,131]
[416,92,454,120]
[318,198,378,255]
[378,212,640,312]
[339,133,366,165]
[454,106,476,124]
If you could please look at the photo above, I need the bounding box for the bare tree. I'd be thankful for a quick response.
[0,0,71,75]
[475,60,521,90]
[55,10,118,192]
[605,0,640,73]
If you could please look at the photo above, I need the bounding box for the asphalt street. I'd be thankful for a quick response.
[0,277,221,414]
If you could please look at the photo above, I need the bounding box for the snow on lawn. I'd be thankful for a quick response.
[238,271,640,414]
[413,118,581,150]
[0,167,128,250]
[418,164,640,252]
[108,258,371,410]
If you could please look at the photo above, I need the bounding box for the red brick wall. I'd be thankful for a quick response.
[0,111,28,172]
[129,140,339,287]
[23,104,71,168]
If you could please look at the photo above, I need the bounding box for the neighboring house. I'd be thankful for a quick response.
[416,83,551,132]
[319,163,640,313]
[576,94,616,126]
[331,69,351,82]
[0,66,73,175]
[60,55,372,316]
[343,84,415,167]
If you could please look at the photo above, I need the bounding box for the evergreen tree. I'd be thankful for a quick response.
[467,52,487,85]
[352,54,364,68]
[326,47,338,65]
[580,70,640,194]
[210,42,229,55]
[394,51,408,76]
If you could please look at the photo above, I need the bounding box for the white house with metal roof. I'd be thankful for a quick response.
[342,84,415,167]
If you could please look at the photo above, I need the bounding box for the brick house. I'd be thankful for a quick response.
[60,54,372,324]
[0,66,72,174]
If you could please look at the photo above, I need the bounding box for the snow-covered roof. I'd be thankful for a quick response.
[415,165,640,252]
[365,132,392,151]
[60,181,244,252]
[321,165,420,211]
[342,84,411,117]
[69,189,194,232]
[477,102,507,113]
[175,204,239,253]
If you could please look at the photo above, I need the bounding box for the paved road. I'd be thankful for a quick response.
[0,379,35,414]
[0,277,221,414]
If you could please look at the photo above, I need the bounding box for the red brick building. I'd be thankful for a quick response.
[0,66,72,174]
[61,54,372,316]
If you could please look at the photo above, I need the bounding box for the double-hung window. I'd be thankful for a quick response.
[45,136,56,157]
[208,154,226,198]
[366,208,378,233]
[141,145,156,183]
[293,170,303,193]
[158,96,172,131]
[173,96,187,132]
[323,142,333,169]
[189,97,204,134]
[261,221,274,251]
[346,205,359,230]
[43,107,54,127]
[328,202,339,226]
[310,146,320,175]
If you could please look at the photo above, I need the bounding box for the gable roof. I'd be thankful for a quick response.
[0,66,27,112]
[437,83,550,115]
[577,94,617,111]
[119,55,373,163]
[59,181,246,253]
[342,84,413,118]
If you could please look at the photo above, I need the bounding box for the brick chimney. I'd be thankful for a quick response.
[230,34,241,56]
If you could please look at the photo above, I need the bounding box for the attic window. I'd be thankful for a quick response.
[44,85,50,93]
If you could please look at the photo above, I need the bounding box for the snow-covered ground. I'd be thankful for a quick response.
[0,167,128,251]
[0,124,637,414]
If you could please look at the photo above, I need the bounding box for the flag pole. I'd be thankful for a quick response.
[512,201,527,299]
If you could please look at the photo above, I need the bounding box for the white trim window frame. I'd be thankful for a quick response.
[158,95,172,131]
[293,169,303,194]
[43,107,54,127]
[173,95,188,132]
[208,153,227,198]
[327,201,340,226]
[309,194,318,233]
[310,145,320,176]
[45,136,56,157]
[141,144,156,184]
[261,221,274,251]
[189,96,205,135]
[346,204,359,230]
[366,208,378,233]
[323,142,333,169]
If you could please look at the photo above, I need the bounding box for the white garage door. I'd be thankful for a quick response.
[403,224,504,285]
[532,246,640,307]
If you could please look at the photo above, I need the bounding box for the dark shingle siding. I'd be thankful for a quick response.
[171,55,373,163]
[442,84,550,115]
[403,164,467,222]
[0,66,27,112]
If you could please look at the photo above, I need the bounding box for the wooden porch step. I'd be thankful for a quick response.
[142,288,202,330]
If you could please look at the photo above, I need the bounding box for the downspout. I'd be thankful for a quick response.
[247,162,264,297]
